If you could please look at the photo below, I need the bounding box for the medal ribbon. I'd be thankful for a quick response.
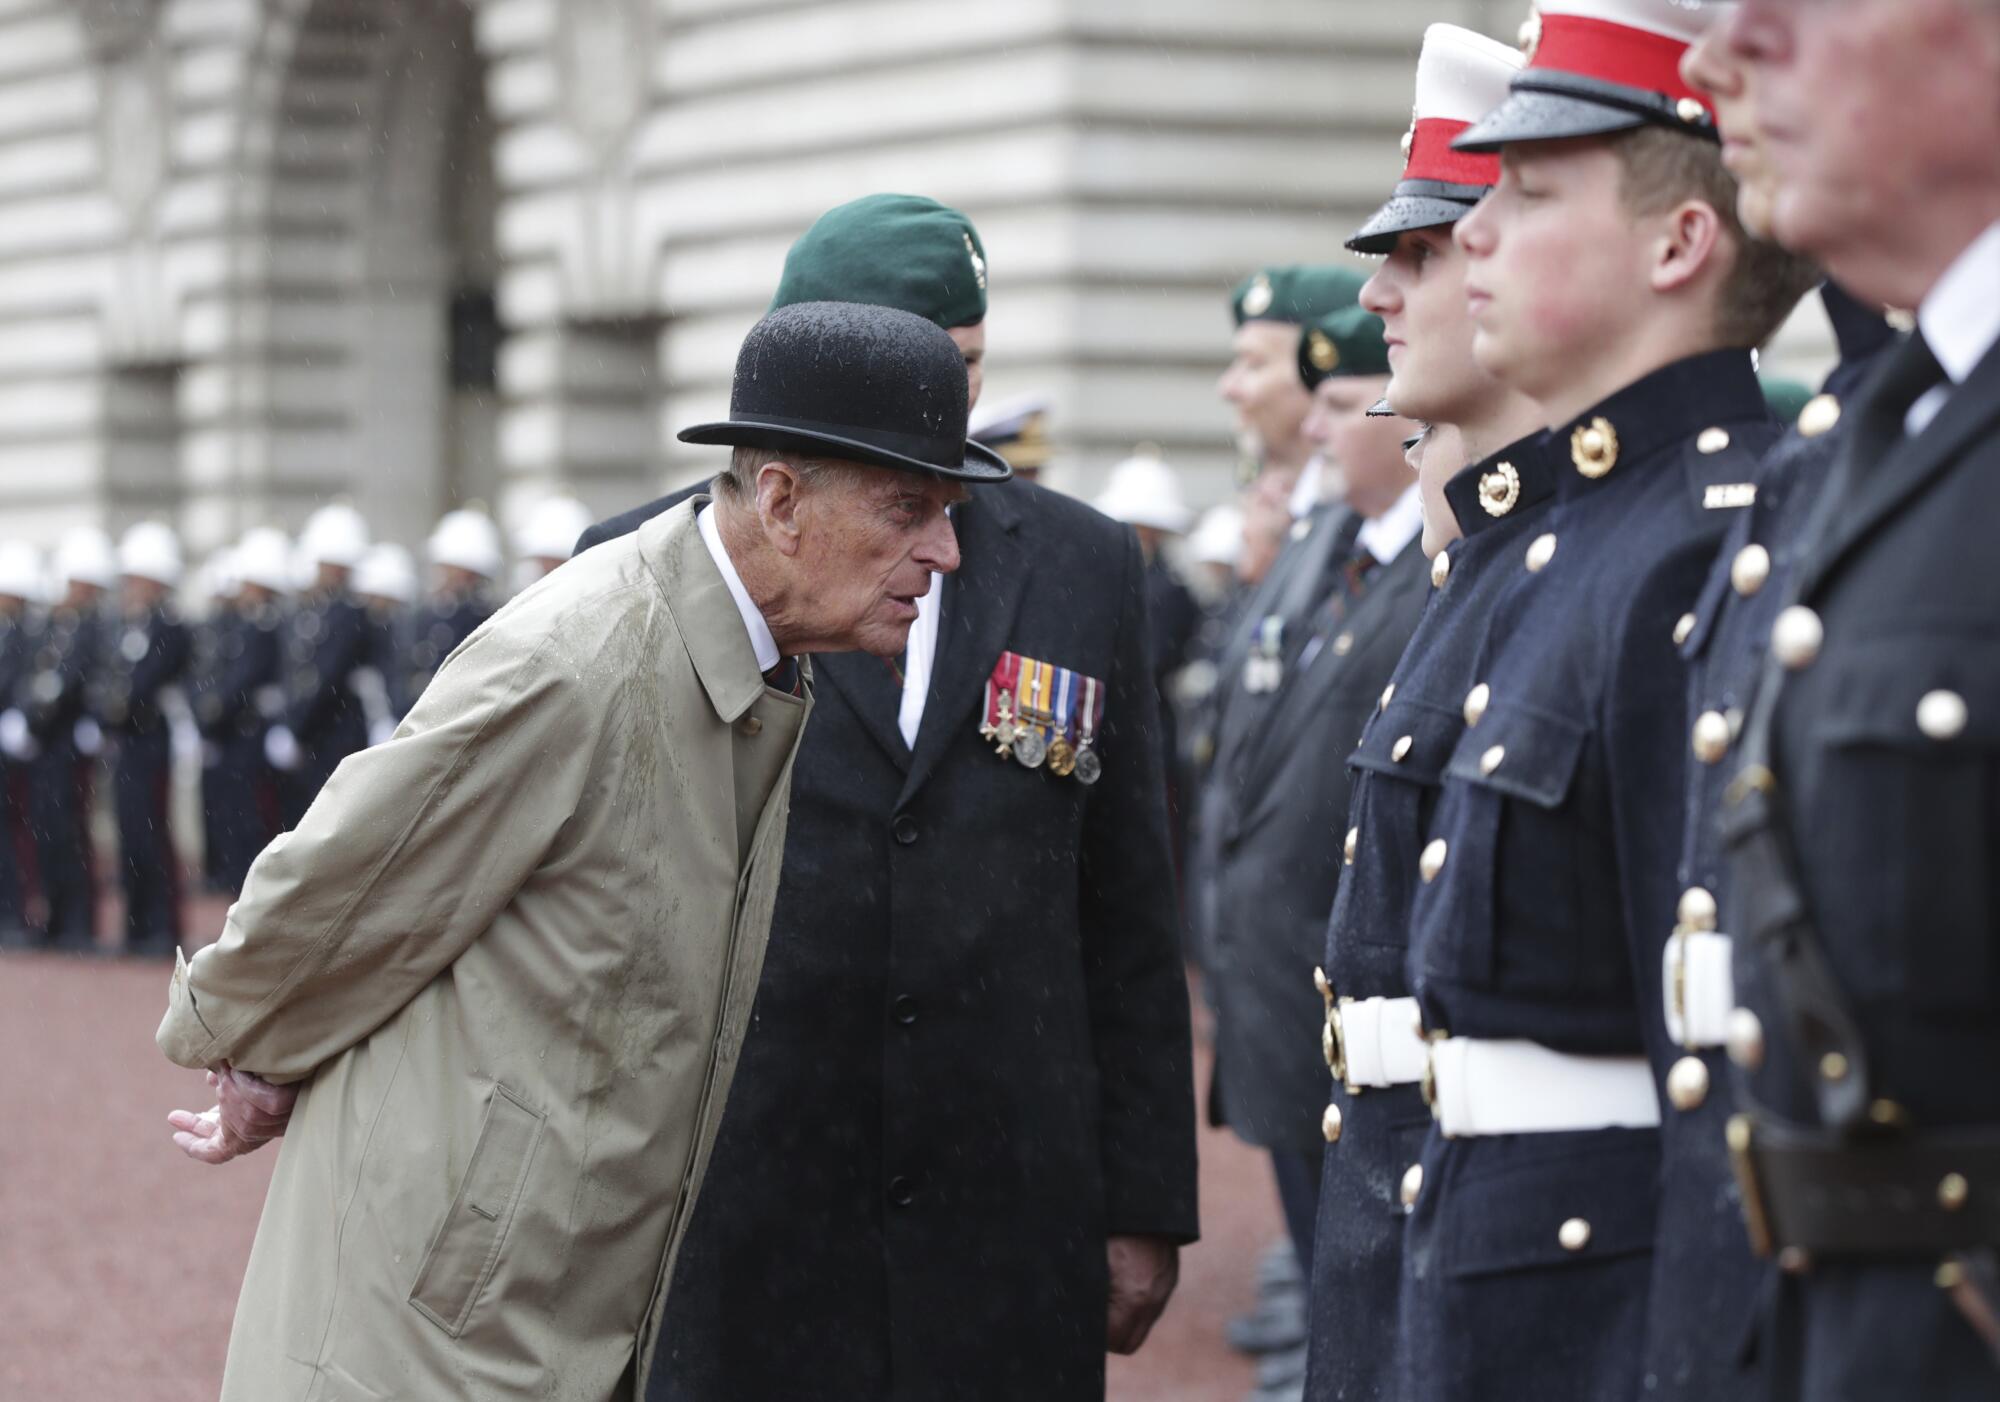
[1077,674,1102,749]
[1053,666,1075,742]
[985,651,1023,729]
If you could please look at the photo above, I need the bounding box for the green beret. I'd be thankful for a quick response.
[1760,375,1815,426]
[1298,305,1391,390]
[1231,265,1366,327]
[770,193,988,330]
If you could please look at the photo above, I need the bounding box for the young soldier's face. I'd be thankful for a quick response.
[1454,139,1649,408]
[1362,226,1495,428]
[1683,21,1777,237]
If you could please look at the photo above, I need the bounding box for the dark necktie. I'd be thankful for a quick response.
[1849,330,1946,483]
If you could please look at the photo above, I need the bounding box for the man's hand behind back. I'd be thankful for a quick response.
[168,1064,299,1165]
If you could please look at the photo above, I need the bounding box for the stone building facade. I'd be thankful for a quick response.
[0,0,1829,559]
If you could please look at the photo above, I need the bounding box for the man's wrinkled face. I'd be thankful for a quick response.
[794,465,965,656]
[1728,0,2000,268]
[1218,322,1312,463]
[1455,139,1647,404]
[1362,226,1492,426]
[1303,376,1409,516]
[948,323,987,412]
[1684,18,1777,237]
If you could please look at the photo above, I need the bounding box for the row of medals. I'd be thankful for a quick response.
[980,692,1102,784]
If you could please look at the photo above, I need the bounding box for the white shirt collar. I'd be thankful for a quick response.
[697,504,780,673]
[1355,484,1424,565]
[1917,218,2000,387]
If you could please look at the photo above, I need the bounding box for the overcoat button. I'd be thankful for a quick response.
[893,815,919,845]
[892,994,919,1026]
[888,1176,916,1208]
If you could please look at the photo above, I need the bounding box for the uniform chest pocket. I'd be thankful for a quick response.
[1345,699,1465,955]
[1808,634,2000,1008]
[409,1083,546,1338]
[1420,706,1591,992]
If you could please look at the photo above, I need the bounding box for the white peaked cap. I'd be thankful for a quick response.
[118,521,184,587]
[0,540,40,600]
[205,548,242,599]
[56,526,116,591]
[1092,452,1195,535]
[234,527,295,594]
[428,507,503,579]
[514,495,594,562]
[301,502,370,569]
[1417,24,1526,124]
[1532,0,1729,44]
[353,542,418,605]
[1188,504,1247,568]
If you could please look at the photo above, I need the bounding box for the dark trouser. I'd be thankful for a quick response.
[114,731,180,949]
[1272,1148,1323,1277]
[29,744,93,946]
[207,733,278,894]
[0,759,24,933]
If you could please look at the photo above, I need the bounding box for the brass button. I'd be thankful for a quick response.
[1480,745,1506,776]
[1392,734,1414,762]
[1798,394,1842,438]
[1917,689,1968,741]
[1463,683,1491,727]
[1525,533,1558,573]
[1559,1217,1593,1252]
[1820,1051,1850,1082]
[1400,1162,1423,1208]
[739,715,764,736]
[1380,682,1396,713]
[1697,427,1731,454]
[1571,417,1619,478]
[1727,1008,1765,1071]
[1419,838,1447,884]
[1939,1172,1970,1212]
[1667,1055,1710,1112]
[1675,96,1707,124]
[1344,826,1358,866]
[1771,606,1824,671]
[1333,631,1356,657]
[1291,518,1313,542]
[1730,544,1772,597]
[1677,886,1718,932]
[1314,965,1331,998]
[1692,710,1731,765]
[1674,612,1696,646]
[1322,1103,1344,1144]
[1886,307,1917,333]
[1432,551,1452,589]
[1323,1021,1338,1069]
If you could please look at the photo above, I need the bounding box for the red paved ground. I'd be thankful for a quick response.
[0,899,1277,1401]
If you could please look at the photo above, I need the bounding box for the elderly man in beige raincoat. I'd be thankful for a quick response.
[156,302,1011,1402]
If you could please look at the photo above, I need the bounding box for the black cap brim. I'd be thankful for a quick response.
[1365,397,1399,419]
[1345,179,1488,255]
[1453,87,1652,153]
[678,421,1013,483]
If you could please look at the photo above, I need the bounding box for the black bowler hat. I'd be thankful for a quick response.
[678,302,1012,482]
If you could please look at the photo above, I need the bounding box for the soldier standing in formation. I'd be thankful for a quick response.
[407,508,501,708]
[105,524,190,958]
[265,505,372,828]
[0,541,38,947]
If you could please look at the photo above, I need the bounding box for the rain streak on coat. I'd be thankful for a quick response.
[156,500,810,1402]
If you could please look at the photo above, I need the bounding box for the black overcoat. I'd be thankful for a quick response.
[580,476,1200,1402]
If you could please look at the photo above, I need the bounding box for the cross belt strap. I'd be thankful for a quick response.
[1728,1113,2000,1260]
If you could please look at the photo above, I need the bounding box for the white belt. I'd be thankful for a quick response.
[1663,931,1735,1050]
[1427,1037,1662,1138]
[1336,996,1429,1090]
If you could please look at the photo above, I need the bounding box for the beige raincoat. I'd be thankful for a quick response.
[158,499,809,1401]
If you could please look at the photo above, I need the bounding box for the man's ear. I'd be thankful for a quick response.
[754,459,806,558]
[1650,198,1726,295]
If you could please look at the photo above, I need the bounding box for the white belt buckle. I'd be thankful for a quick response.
[1341,996,1429,1092]
[1663,931,1736,1049]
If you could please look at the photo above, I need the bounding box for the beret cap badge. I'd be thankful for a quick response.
[1308,331,1340,373]
[1242,274,1275,318]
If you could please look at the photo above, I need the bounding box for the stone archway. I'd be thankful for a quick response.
[186,0,497,550]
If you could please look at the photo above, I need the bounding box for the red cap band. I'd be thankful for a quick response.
[1530,13,1713,117]
[1406,118,1501,188]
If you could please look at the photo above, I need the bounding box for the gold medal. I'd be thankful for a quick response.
[1047,734,1077,777]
